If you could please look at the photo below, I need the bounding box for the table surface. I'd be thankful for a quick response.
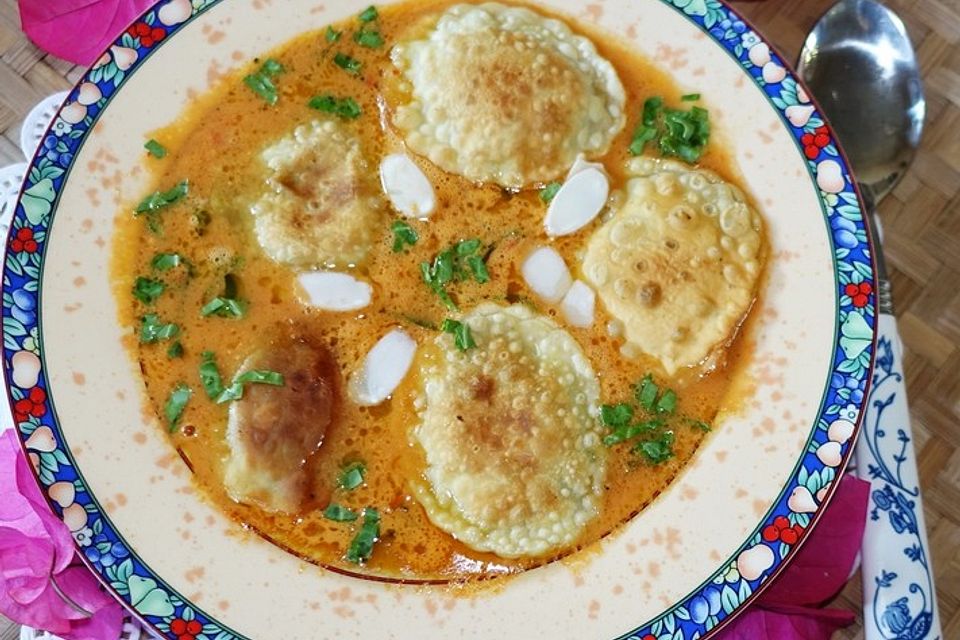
[0,0,958,638]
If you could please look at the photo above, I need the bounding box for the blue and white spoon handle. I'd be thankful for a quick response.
[857,310,941,639]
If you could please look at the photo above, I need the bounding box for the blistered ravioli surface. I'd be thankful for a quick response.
[250,119,381,268]
[410,303,605,558]
[582,158,764,374]
[390,2,626,188]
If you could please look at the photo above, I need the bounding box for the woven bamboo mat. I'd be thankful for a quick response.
[0,0,958,638]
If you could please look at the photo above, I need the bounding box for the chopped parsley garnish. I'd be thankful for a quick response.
[164,383,192,432]
[635,373,659,411]
[635,430,675,463]
[201,297,245,318]
[656,388,677,415]
[338,461,366,490]
[236,370,284,386]
[326,26,342,42]
[216,382,244,404]
[681,93,701,101]
[132,276,164,304]
[308,94,362,120]
[345,508,380,564]
[333,52,362,75]
[135,180,189,232]
[202,274,246,318]
[391,220,418,252]
[199,351,224,399]
[151,252,183,271]
[324,504,359,522]
[358,5,378,22]
[140,314,179,343]
[600,403,633,427]
[243,58,285,104]
[629,95,710,163]
[603,418,661,447]
[144,139,167,158]
[690,419,711,432]
[167,341,184,359]
[420,239,491,310]
[440,319,476,351]
[599,373,707,463]
[539,182,561,203]
[353,29,384,48]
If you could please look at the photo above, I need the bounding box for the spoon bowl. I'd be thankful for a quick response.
[798,0,925,208]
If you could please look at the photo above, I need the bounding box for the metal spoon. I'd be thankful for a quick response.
[798,3,941,639]
[798,0,924,313]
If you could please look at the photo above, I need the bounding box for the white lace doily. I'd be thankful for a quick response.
[2,92,157,640]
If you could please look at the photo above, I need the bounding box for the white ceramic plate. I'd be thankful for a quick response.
[3,0,877,638]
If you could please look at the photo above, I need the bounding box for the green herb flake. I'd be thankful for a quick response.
[308,94,362,120]
[201,297,246,319]
[420,240,490,309]
[132,276,165,304]
[325,26,342,42]
[324,504,359,522]
[151,252,182,271]
[339,462,366,490]
[353,29,384,48]
[600,403,633,427]
[345,508,380,564]
[140,314,180,344]
[144,139,167,158]
[357,5,378,22]
[691,419,711,432]
[244,58,285,105]
[539,182,561,203]
[199,351,225,400]
[656,388,677,415]
[167,341,184,359]
[441,319,476,351]
[456,239,481,256]
[466,255,489,283]
[681,93,701,102]
[635,430,675,464]
[135,180,189,215]
[215,382,244,404]
[602,419,661,447]
[635,374,659,412]
[629,95,710,163]
[333,52,362,75]
[236,370,284,386]
[165,383,192,432]
[391,220,418,252]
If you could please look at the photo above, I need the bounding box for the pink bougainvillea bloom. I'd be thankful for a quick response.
[18,0,156,66]
[718,475,870,640]
[0,430,124,639]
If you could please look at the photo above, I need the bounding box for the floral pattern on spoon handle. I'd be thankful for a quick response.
[859,313,942,640]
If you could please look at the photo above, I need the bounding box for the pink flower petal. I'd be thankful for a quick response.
[0,431,75,574]
[0,431,122,640]
[761,475,871,607]
[719,603,855,639]
[56,565,126,640]
[18,0,157,66]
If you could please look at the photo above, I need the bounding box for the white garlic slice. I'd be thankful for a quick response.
[544,167,609,237]
[379,153,436,218]
[566,153,607,178]
[521,246,572,303]
[296,271,372,311]
[561,280,596,328]
[348,328,417,406]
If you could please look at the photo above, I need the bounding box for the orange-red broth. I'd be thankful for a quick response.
[112,0,763,582]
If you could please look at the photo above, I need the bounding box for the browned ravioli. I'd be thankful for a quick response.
[223,328,338,513]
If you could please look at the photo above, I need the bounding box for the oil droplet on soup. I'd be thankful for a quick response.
[114,0,765,582]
